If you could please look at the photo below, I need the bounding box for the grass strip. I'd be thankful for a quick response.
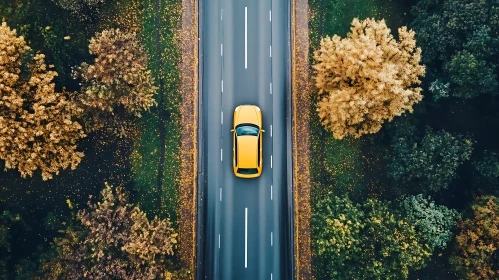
[131,0,182,223]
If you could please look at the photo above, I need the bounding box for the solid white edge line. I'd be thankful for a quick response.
[219,234,220,248]
[245,7,247,69]
[245,208,248,268]
[270,125,272,137]
[220,188,222,201]
[221,149,223,161]
[271,155,272,168]
[271,232,273,246]
[221,111,223,125]
[270,83,272,95]
[271,185,273,200]
[270,45,272,57]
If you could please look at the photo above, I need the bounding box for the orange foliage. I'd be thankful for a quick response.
[452,196,499,279]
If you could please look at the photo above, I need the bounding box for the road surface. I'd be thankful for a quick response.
[199,0,291,278]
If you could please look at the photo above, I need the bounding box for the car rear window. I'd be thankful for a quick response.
[237,168,258,175]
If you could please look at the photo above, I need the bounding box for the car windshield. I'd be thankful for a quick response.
[236,124,259,136]
[237,168,258,175]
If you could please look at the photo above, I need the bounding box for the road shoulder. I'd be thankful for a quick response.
[291,0,312,278]
[179,0,198,276]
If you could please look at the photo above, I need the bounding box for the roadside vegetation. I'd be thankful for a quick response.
[309,0,499,279]
[0,0,184,278]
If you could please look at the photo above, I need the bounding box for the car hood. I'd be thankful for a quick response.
[235,106,260,126]
[237,136,258,168]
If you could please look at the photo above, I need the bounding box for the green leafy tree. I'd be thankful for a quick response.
[401,194,461,250]
[389,127,473,193]
[472,151,499,194]
[312,195,431,279]
[443,50,497,99]
[411,0,499,100]
[451,196,499,279]
[312,196,364,279]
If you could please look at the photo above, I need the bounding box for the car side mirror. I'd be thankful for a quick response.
[230,129,235,132]
[261,130,265,133]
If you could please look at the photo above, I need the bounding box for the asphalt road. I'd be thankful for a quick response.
[199,0,291,279]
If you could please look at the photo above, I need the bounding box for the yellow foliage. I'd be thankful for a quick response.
[313,18,425,139]
[0,22,85,180]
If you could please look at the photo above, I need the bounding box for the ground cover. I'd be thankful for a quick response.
[130,0,182,223]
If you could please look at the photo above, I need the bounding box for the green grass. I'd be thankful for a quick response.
[131,0,182,223]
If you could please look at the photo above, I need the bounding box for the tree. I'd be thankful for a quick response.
[312,196,364,279]
[401,194,461,250]
[472,151,499,194]
[0,21,85,180]
[312,195,432,279]
[388,127,473,194]
[41,183,184,279]
[443,50,497,99]
[313,18,425,139]
[411,0,499,100]
[451,196,499,280]
[75,28,157,138]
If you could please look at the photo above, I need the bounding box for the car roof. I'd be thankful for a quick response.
[237,135,258,168]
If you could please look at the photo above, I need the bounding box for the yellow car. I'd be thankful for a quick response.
[231,105,265,178]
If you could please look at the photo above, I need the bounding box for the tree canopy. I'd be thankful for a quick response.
[313,18,425,139]
[401,194,460,250]
[312,195,432,279]
[388,127,473,193]
[451,196,499,280]
[41,183,185,279]
[0,21,85,180]
[411,0,499,100]
[75,28,157,138]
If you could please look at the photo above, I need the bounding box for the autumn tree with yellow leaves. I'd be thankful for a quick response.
[0,22,85,180]
[75,28,157,138]
[313,18,425,139]
[40,183,187,279]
